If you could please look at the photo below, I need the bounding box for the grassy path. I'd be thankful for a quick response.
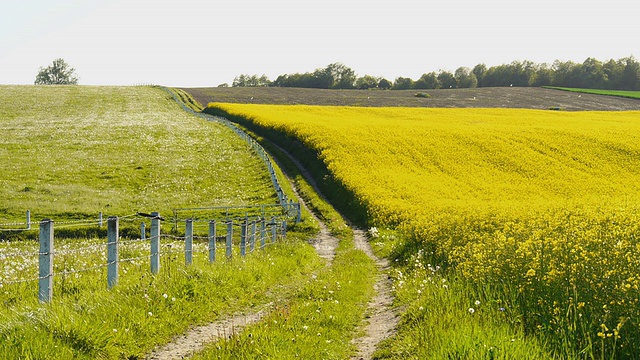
[351,230,398,360]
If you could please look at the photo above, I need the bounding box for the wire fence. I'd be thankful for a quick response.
[0,213,289,302]
[0,87,302,302]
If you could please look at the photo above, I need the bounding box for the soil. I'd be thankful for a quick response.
[182,86,640,111]
[145,307,271,360]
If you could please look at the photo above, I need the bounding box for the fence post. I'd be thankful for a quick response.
[226,220,233,259]
[99,212,103,227]
[38,219,54,302]
[141,222,146,240]
[209,220,216,263]
[250,220,256,252]
[107,216,119,289]
[240,219,247,257]
[296,202,301,223]
[150,212,160,274]
[26,210,31,230]
[185,219,193,265]
[282,220,287,239]
[271,216,277,243]
[260,217,266,249]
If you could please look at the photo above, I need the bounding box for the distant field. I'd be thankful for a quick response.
[545,86,640,99]
[183,86,640,111]
[0,85,275,224]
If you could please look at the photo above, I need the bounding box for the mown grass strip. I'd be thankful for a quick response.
[544,86,640,99]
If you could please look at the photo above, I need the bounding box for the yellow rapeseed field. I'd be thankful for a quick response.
[210,103,640,357]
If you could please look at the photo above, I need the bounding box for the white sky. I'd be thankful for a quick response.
[1,0,638,87]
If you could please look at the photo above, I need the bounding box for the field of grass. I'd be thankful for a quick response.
[0,85,329,358]
[0,85,275,227]
[206,103,640,359]
[545,86,640,100]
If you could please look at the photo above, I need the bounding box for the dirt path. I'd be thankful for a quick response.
[351,230,399,360]
[144,150,340,360]
[145,306,271,360]
[273,144,398,359]
[145,141,395,359]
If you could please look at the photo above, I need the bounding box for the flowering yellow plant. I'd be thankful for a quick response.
[211,103,640,357]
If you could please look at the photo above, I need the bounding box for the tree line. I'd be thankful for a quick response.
[228,56,640,91]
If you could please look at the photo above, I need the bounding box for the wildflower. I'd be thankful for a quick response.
[148,312,153,317]
[163,293,168,299]
[468,308,475,314]
[368,227,379,238]
[475,300,481,306]
[526,269,536,277]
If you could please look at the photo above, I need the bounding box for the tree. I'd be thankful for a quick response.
[437,71,457,89]
[392,77,414,90]
[454,67,478,88]
[414,72,439,89]
[34,58,78,85]
[233,74,271,87]
[378,78,392,90]
[356,75,379,89]
[326,63,356,89]
[472,64,487,87]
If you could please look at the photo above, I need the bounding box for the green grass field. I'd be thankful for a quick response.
[545,86,640,99]
[0,85,275,226]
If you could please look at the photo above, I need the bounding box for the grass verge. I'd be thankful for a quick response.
[191,122,377,359]
[544,86,640,99]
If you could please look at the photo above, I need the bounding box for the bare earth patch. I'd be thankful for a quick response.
[183,86,640,111]
[145,306,271,360]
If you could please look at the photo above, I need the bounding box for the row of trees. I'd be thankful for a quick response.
[229,57,640,91]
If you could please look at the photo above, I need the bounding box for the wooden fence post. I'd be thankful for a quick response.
[260,217,266,249]
[185,219,193,265]
[150,212,160,274]
[240,219,247,257]
[226,220,233,259]
[107,216,119,289]
[141,222,146,240]
[209,220,216,263]
[38,219,54,302]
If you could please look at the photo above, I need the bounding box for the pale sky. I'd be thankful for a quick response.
[1,0,638,87]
